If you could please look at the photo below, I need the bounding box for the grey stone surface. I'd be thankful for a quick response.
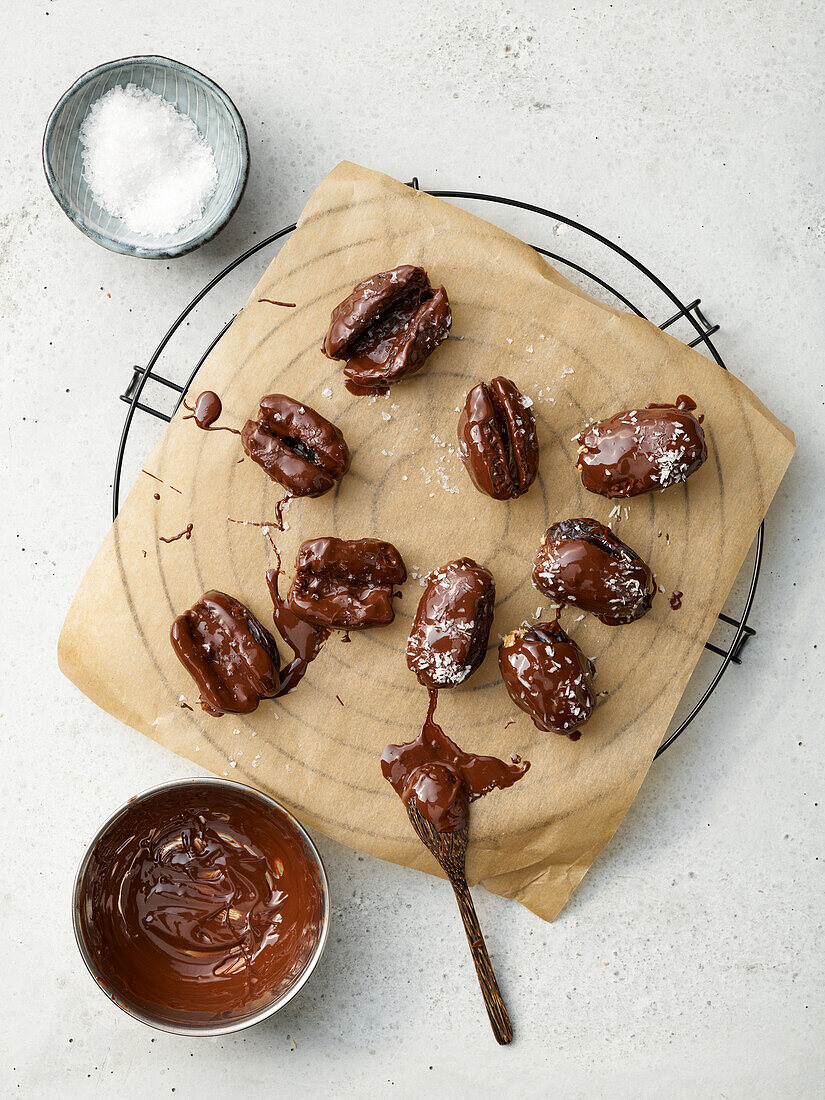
[3,1,823,1096]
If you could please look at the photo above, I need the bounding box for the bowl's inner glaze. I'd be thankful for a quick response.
[44,58,246,256]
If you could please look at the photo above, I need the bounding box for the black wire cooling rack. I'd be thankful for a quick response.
[113,180,760,758]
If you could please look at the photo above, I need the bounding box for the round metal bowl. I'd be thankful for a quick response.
[42,55,249,258]
[72,777,329,1035]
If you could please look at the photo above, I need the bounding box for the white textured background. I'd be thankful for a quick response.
[3,2,823,1097]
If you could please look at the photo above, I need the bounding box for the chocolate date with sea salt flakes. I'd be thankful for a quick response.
[577,395,707,498]
[322,264,451,389]
[170,591,281,717]
[457,376,539,500]
[241,394,350,498]
[532,518,656,626]
[406,558,495,688]
[286,537,407,630]
[499,620,596,734]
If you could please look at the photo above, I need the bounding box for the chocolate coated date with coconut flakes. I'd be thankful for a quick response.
[532,518,656,626]
[170,591,281,717]
[286,537,407,630]
[457,376,539,500]
[406,558,495,689]
[577,395,707,498]
[322,265,451,388]
[499,620,596,734]
[241,394,350,498]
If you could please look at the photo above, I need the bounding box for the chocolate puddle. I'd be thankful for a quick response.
[381,689,530,833]
[266,558,330,696]
[183,391,241,435]
[76,783,323,1023]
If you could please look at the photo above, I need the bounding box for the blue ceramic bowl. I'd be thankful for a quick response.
[43,56,249,258]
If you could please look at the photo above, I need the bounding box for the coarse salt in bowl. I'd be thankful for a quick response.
[43,56,249,258]
[79,83,220,238]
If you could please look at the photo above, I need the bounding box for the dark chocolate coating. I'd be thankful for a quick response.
[457,376,539,500]
[381,688,529,833]
[170,591,281,716]
[75,782,324,1025]
[499,620,596,734]
[406,557,495,688]
[322,264,451,388]
[402,761,469,834]
[182,391,241,436]
[577,396,707,498]
[189,390,223,428]
[266,565,330,697]
[286,537,407,630]
[532,518,656,626]
[241,393,350,497]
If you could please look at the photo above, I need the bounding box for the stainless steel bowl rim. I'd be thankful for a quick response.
[72,775,330,1036]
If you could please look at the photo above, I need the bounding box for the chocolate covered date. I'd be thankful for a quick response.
[406,557,495,688]
[170,590,281,716]
[241,393,350,497]
[577,395,707,497]
[499,620,596,734]
[286,537,407,630]
[322,264,451,389]
[457,376,538,500]
[532,518,655,625]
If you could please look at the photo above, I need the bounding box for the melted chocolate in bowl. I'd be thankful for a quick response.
[73,780,328,1034]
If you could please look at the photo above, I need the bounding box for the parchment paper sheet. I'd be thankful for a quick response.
[59,163,795,922]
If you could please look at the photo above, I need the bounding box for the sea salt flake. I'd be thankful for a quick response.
[79,84,217,236]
